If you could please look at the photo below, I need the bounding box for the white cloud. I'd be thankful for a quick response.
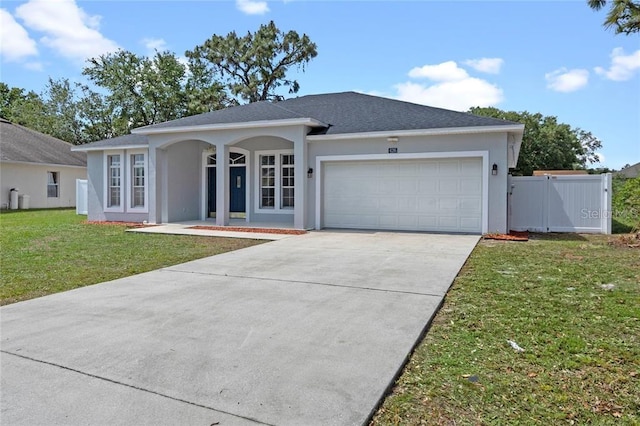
[142,37,167,53]
[24,61,44,71]
[594,47,640,81]
[408,61,469,82]
[236,0,269,15]
[394,79,504,111]
[390,60,504,111]
[0,9,38,62]
[464,57,503,74]
[545,68,589,92]
[15,0,119,64]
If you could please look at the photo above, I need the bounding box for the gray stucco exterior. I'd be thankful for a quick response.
[76,92,524,233]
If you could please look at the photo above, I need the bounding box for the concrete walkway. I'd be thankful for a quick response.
[127,221,299,240]
[1,231,479,426]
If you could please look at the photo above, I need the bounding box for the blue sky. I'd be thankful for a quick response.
[1,0,639,170]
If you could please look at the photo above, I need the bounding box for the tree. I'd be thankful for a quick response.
[41,78,85,144]
[0,83,45,127]
[84,50,186,131]
[83,49,231,134]
[186,21,318,103]
[469,107,602,176]
[588,0,640,34]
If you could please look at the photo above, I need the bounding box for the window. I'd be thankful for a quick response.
[47,172,59,198]
[107,154,121,208]
[260,155,276,208]
[281,154,294,208]
[131,154,145,208]
[257,151,294,212]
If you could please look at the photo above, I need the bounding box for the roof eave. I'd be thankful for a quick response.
[132,118,328,135]
[306,124,525,141]
[71,144,148,152]
[0,159,86,168]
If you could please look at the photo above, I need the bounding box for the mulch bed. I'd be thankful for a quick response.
[483,230,529,241]
[85,221,157,228]
[189,225,307,235]
[608,232,640,249]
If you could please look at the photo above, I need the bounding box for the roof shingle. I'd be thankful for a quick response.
[79,92,522,149]
[0,119,86,167]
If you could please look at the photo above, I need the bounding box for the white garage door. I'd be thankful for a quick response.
[322,157,483,233]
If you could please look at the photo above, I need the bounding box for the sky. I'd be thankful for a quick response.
[1,0,639,170]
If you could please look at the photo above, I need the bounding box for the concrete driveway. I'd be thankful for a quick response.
[1,231,479,426]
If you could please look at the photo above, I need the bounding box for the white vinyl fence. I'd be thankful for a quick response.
[508,174,612,234]
[76,179,88,215]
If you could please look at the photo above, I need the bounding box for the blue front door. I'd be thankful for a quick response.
[230,167,246,213]
[208,167,246,216]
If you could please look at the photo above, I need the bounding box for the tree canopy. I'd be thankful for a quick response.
[588,0,640,34]
[469,107,602,176]
[186,21,317,103]
[1,21,317,144]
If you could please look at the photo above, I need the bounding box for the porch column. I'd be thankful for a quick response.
[293,129,307,229]
[215,142,230,226]
[148,146,165,224]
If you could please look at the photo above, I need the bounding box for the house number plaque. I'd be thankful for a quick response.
[388,147,398,153]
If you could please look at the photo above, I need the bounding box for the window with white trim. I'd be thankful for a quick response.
[131,153,145,208]
[281,154,294,208]
[47,172,59,198]
[107,154,121,208]
[257,151,294,212]
[260,155,276,208]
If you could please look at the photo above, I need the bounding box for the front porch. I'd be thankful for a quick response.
[146,125,311,230]
[127,219,304,240]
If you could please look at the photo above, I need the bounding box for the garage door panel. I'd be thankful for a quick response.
[379,215,398,228]
[418,180,437,193]
[459,198,481,211]
[398,215,418,228]
[378,180,397,193]
[419,162,439,175]
[438,161,460,174]
[438,197,459,210]
[323,158,483,233]
[397,179,418,194]
[438,179,460,194]
[461,178,482,192]
[460,217,481,229]
[461,158,483,174]
[438,216,459,228]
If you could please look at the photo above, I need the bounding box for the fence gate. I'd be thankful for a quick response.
[76,179,88,215]
[508,174,611,234]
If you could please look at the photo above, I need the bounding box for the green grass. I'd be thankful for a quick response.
[372,234,640,425]
[0,209,264,305]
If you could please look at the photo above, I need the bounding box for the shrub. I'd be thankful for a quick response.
[612,176,640,230]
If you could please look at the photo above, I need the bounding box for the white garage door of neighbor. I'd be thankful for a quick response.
[322,157,483,232]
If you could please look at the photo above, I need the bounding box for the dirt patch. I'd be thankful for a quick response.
[189,225,307,235]
[483,230,529,242]
[608,232,640,249]
[85,221,157,228]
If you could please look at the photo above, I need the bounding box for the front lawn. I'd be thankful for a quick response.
[372,234,639,425]
[0,209,264,305]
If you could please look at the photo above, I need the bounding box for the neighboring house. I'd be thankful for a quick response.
[1,118,87,209]
[73,92,524,234]
[616,162,639,179]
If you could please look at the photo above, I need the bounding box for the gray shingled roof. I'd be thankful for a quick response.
[280,92,518,135]
[0,119,86,167]
[137,92,518,135]
[137,100,309,130]
[616,162,639,178]
[72,133,149,149]
[79,92,521,149]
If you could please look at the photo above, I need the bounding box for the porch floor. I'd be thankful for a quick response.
[126,220,301,240]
